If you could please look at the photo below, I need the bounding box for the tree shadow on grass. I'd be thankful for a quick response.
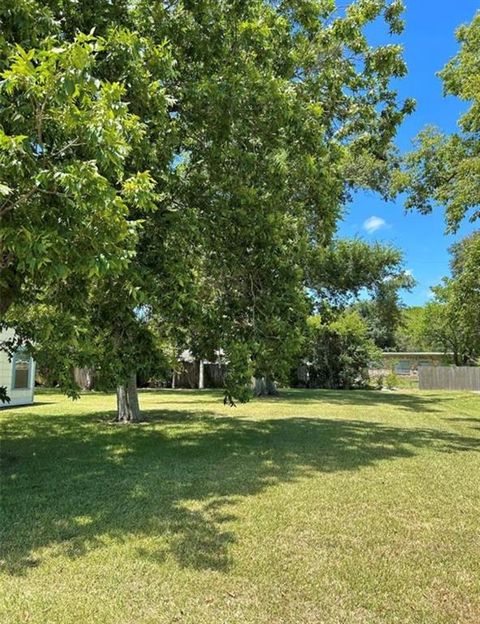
[138,387,469,413]
[1,404,479,576]
[0,401,56,411]
[443,417,480,430]
[276,388,474,413]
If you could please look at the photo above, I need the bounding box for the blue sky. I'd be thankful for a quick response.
[337,0,478,306]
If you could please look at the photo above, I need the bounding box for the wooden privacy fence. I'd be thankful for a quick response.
[419,366,480,391]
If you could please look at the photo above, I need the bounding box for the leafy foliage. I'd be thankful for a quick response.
[398,11,480,232]
[394,306,432,351]
[309,238,411,305]
[421,236,480,365]
[396,234,480,365]
[353,271,414,350]
[0,34,162,315]
[1,0,414,407]
[303,311,380,389]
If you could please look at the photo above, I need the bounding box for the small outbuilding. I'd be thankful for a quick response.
[0,329,36,407]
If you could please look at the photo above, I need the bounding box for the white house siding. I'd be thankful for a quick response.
[0,329,35,407]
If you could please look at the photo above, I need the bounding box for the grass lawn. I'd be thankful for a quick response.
[1,388,479,624]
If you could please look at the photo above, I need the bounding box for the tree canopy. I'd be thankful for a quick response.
[1,0,415,416]
[399,11,480,232]
[394,10,480,366]
[394,234,480,364]
[303,310,380,389]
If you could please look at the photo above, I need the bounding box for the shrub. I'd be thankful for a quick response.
[370,373,384,390]
[304,311,381,389]
[385,372,399,389]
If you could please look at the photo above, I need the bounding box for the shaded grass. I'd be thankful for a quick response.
[1,388,480,623]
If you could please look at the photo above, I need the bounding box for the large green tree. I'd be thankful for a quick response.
[1,0,414,418]
[163,0,414,404]
[0,3,180,416]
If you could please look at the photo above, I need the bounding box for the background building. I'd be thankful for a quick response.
[0,329,35,407]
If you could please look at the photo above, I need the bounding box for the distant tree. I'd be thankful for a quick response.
[420,283,477,366]
[395,306,432,351]
[450,233,480,362]
[353,272,414,350]
[306,238,414,351]
[396,12,480,366]
[449,231,480,277]
[412,234,480,365]
[304,311,380,389]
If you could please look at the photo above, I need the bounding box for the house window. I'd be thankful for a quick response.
[395,360,411,375]
[418,360,431,368]
[12,352,32,389]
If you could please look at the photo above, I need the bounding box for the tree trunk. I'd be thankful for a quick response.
[117,384,129,421]
[265,376,278,395]
[252,376,266,396]
[0,270,20,317]
[252,376,278,396]
[0,289,13,316]
[74,367,94,390]
[116,373,141,422]
[127,374,140,418]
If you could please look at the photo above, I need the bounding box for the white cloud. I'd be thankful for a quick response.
[363,216,388,234]
[405,269,414,277]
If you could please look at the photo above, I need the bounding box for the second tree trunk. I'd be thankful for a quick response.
[116,373,141,422]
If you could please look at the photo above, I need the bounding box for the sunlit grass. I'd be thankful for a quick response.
[1,388,479,623]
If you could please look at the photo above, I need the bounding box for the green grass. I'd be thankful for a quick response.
[1,388,479,624]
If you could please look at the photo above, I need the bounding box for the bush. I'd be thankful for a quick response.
[304,311,381,389]
[385,372,398,389]
[370,373,384,390]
